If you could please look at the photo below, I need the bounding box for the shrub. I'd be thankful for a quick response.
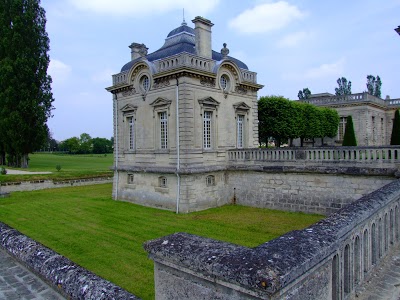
[342,115,357,146]
[391,110,400,145]
[0,167,7,175]
[56,165,62,172]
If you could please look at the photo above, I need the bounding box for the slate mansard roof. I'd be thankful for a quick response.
[121,22,248,72]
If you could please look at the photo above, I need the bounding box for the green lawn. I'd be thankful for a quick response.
[0,183,323,299]
[0,153,113,182]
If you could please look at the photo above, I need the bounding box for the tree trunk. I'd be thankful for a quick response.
[21,153,29,168]
[0,152,5,165]
[300,137,304,147]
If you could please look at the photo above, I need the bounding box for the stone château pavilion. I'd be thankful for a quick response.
[298,93,400,147]
[106,17,263,212]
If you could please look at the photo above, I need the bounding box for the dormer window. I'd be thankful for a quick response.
[141,75,150,92]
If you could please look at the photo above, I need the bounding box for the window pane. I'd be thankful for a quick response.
[128,117,134,150]
[160,112,168,149]
[220,75,228,90]
[141,75,150,92]
[203,111,212,149]
[237,115,244,148]
[338,117,347,141]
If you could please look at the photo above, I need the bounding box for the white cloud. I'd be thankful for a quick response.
[304,59,345,79]
[228,1,306,34]
[48,59,72,84]
[68,0,219,16]
[278,31,312,48]
[92,68,114,84]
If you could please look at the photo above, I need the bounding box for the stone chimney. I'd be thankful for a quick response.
[129,43,148,60]
[192,16,213,59]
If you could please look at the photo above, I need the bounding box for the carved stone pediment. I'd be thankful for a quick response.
[198,97,220,109]
[150,97,172,117]
[121,104,138,113]
[233,102,251,111]
[150,97,172,108]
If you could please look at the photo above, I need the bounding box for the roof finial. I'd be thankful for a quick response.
[182,8,187,26]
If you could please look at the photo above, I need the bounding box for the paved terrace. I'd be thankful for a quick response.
[0,248,65,300]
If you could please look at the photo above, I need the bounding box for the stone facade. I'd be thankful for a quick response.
[106,17,263,212]
[298,93,400,147]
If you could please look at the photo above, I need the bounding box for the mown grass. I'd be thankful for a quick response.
[0,184,323,300]
[0,153,113,182]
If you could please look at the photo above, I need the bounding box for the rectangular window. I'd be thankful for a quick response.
[159,111,168,149]
[127,174,134,184]
[159,176,167,188]
[203,111,212,149]
[372,116,376,144]
[338,117,347,141]
[127,116,135,150]
[237,115,244,148]
[206,175,215,186]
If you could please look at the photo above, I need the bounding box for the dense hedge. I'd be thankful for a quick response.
[258,96,339,147]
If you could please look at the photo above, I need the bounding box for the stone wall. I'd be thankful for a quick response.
[0,222,140,299]
[228,171,393,215]
[0,177,112,193]
[145,179,400,300]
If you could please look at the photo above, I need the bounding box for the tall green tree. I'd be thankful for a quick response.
[79,133,92,154]
[320,108,339,145]
[59,137,80,154]
[297,88,311,100]
[0,0,54,167]
[342,115,357,146]
[335,77,352,96]
[390,110,400,145]
[258,96,300,147]
[366,75,382,98]
[92,137,113,154]
[299,103,322,146]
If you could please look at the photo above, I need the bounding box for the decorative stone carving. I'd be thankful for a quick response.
[235,86,247,95]
[121,87,136,97]
[139,44,148,57]
[153,79,171,89]
[200,78,216,87]
[221,64,238,81]
[221,43,229,58]
[131,65,147,82]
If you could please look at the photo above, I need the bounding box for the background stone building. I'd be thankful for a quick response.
[106,17,263,212]
[299,93,400,146]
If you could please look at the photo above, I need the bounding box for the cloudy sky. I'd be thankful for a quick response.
[42,0,400,141]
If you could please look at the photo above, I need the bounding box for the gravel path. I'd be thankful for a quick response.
[4,169,52,175]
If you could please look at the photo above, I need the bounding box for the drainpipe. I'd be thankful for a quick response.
[176,77,180,214]
[114,93,119,200]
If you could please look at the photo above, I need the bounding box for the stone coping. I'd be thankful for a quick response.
[0,222,140,300]
[0,176,112,186]
[144,180,400,297]
[115,164,397,177]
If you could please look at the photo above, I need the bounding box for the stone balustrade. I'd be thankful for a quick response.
[301,92,400,109]
[112,71,129,85]
[228,146,400,174]
[155,53,215,73]
[112,55,257,86]
[241,70,257,83]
